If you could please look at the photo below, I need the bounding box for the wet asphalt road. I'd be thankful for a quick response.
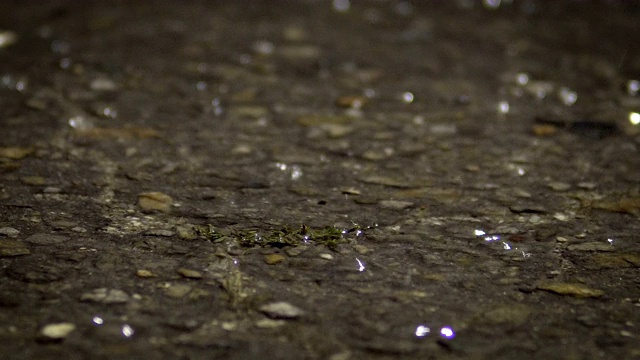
[1,1,640,359]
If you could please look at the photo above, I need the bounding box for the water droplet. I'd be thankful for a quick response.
[627,80,639,96]
[516,72,529,86]
[290,165,303,180]
[502,242,511,250]
[60,57,71,69]
[474,229,486,236]
[196,81,207,91]
[401,92,414,103]
[356,258,365,272]
[68,115,93,130]
[498,101,510,114]
[92,316,104,325]
[121,324,134,338]
[415,325,430,337]
[483,0,501,10]
[629,112,640,126]
[440,326,455,339]
[558,87,577,106]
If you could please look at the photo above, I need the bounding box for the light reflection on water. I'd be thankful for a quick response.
[121,324,135,338]
[475,230,532,258]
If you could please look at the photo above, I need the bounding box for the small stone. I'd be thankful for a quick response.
[532,124,558,136]
[319,253,334,260]
[80,288,130,304]
[178,268,203,279]
[340,187,361,195]
[138,191,173,213]
[259,301,304,319]
[0,239,30,257]
[336,95,367,109]
[164,284,192,298]
[0,147,34,160]
[537,283,604,298]
[0,227,20,237]
[144,229,175,237]
[547,182,571,191]
[567,242,614,252]
[379,200,414,210]
[0,30,18,48]
[577,182,597,190]
[556,236,568,243]
[553,213,568,221]
[320,123,354,138]
[255,318,286,329]
[353,244,370,255]
[359,175,413,188]
[136,269,155,278]
[285,246,307,257]
[20,176,47,186]
[24,233,69,246]
[176,225,198,240]
[264,253,286,265]
[477,304,532,327]
[90,77,117,91]
[40,323,76,340]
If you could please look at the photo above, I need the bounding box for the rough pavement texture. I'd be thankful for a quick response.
[1,1,640,359]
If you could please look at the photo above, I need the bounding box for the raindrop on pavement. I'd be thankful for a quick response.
[627,80,639,96]
[401,92,414,103]
[558,87,577,106]
[415,325,430,337]
[121,324,134,338]
[440,326,455,339]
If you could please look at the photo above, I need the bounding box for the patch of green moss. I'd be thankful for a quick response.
[193,223,372,251]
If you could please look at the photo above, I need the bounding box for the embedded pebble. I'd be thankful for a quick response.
[547,182,571,191]
[80,288,130,304]
[567,242,615,252]
[255,318,286,329]
[0,146,34,159]
[336,95,367,109]
[90,77,117,91]
[136,269,155,278]
[0,227,20,237]
[264,253,286,265]
[20,176,47,186]
[319,253,334,260]
[259,301,304,319]
[178,268,203,279]
[476,304,531,327]
[24,233,69,246]
[537,282,604,297]
[285,246,307,257]
[144,229,175,237]
[353,244,370,255]
[0,30,18,48]
[0,239,30,257]
[40,323,76,340]
[138,191,173,213]
[164,284,193,298]
[379,200,414,210]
